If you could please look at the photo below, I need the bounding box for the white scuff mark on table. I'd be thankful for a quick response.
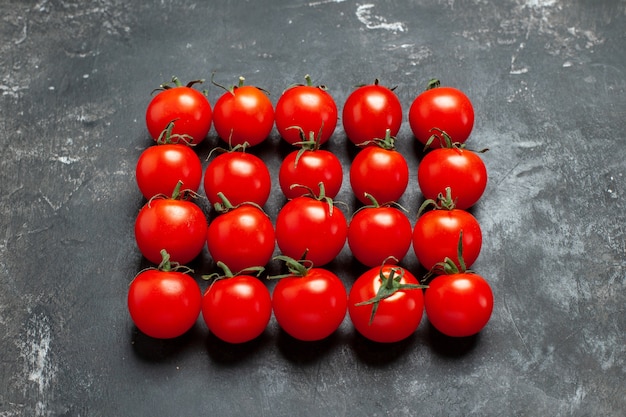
[19,312,58,417]
[356,4,406,33]
[307,0,346,6]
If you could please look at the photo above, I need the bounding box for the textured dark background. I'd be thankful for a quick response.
[1,0,625,416]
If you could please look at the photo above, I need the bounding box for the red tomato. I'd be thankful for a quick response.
[409,79,474,148]
[347,196,412,267]
[145,77,212,145]
[348,264,426,343]
[275,75,338,146]
[212,76,274,147]
[128,251,202,339]
[134,183,208,265]
[204,149,271,207]
[202,266,272,344]
[206,200,275,273]
[275,189,347,266]
[425,272,493,337]
[349,130,409,205]
[342,79,402,145]
[418,145,488,210]
[271,258,347,341]
[135,143,202,199]
[412,205,482,272]
[278,137,343,199]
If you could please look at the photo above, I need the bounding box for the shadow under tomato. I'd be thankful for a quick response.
[130,323,203,362]
[425,322,480,357]
[205,330,272,365]
[276,328,342,364]
[348,328,418,366]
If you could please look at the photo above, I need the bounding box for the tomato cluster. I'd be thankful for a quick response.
[128,75,494,346]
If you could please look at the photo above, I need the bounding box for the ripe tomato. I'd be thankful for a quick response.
[271,257,347,341]
[349,130,409,205]
[204,148,271,207]
[212,76,274,147]
[342,79,402,145]
[409,79,474,148]
[206,198,275,273]
[278,133,343,199]
[128,251,202,339]
[275,75,338,146]
[418,142,488,210]
[202,264,272,344]
[275,187,348,266]
[134,183,208,265]
[412,197,482,272]
[425,272,493,337]
[145,77,212,145]
[348,264,426,343]
[135,142,202,200]
[347,196,412,267]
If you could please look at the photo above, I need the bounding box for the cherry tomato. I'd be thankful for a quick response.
[145,77,212,145]
[271,257,347,341]
[278,133,343,199]
[206,198,275,273]
[212,76,274,147]
[204,148,271,207]
[412,197,482,272]
[202,264,272,344]
[409,79,474,148]
[134,182,208,265]
[275,187,348,266]
[347,195,412,267]
[275,75,338,146]
[348,264,426,343]
[128,251,202,339]
[135,142,202,200]
[349,130,409,205]
[425,272,493,337]
[418,142,488,210]
[342,79,402,145]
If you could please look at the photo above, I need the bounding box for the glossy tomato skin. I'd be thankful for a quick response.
[348,266,424,343]
[128,269,202,339]
[135,144,202,199]
[275,80,338,146]
[350,146,409,205]
[424,273,493,337]
[409,86,474,148]
[347,206,412,267]
[342,82,402,145]
[146,85,212,145]
[134,198,208,265]
[204,152,271,207]
[275,197,348,266]
[272,268,347,341]
[206,205,275,273]
[279,149,343,199]
[202,275,272,343]
[412,209,482,272]
[213,85,274,147]
[418,148,487,210]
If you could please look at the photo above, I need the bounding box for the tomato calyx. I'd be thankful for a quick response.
[425,78,441,91]
[355,259,428,324]
[152,76,206,94]
[286,124,325,166]
[269,255,314,279]
[284,74,328,93]
[356,128,397,150]
[134,249,194,281]
[417,186,458,216]
[155,120,195,146]
[213,191,266,215]
[424,127,489,153]
[203,261,265,282]
[206,139,252,161]
[211,73,270,96]
[146,180,200,206]
[352,193,408,216]
[423,231,473,283]
[289,181,338,215]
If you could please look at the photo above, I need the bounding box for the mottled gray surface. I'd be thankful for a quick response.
[0,0,625,416]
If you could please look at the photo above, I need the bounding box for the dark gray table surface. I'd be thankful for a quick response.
[1,1,625,416]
